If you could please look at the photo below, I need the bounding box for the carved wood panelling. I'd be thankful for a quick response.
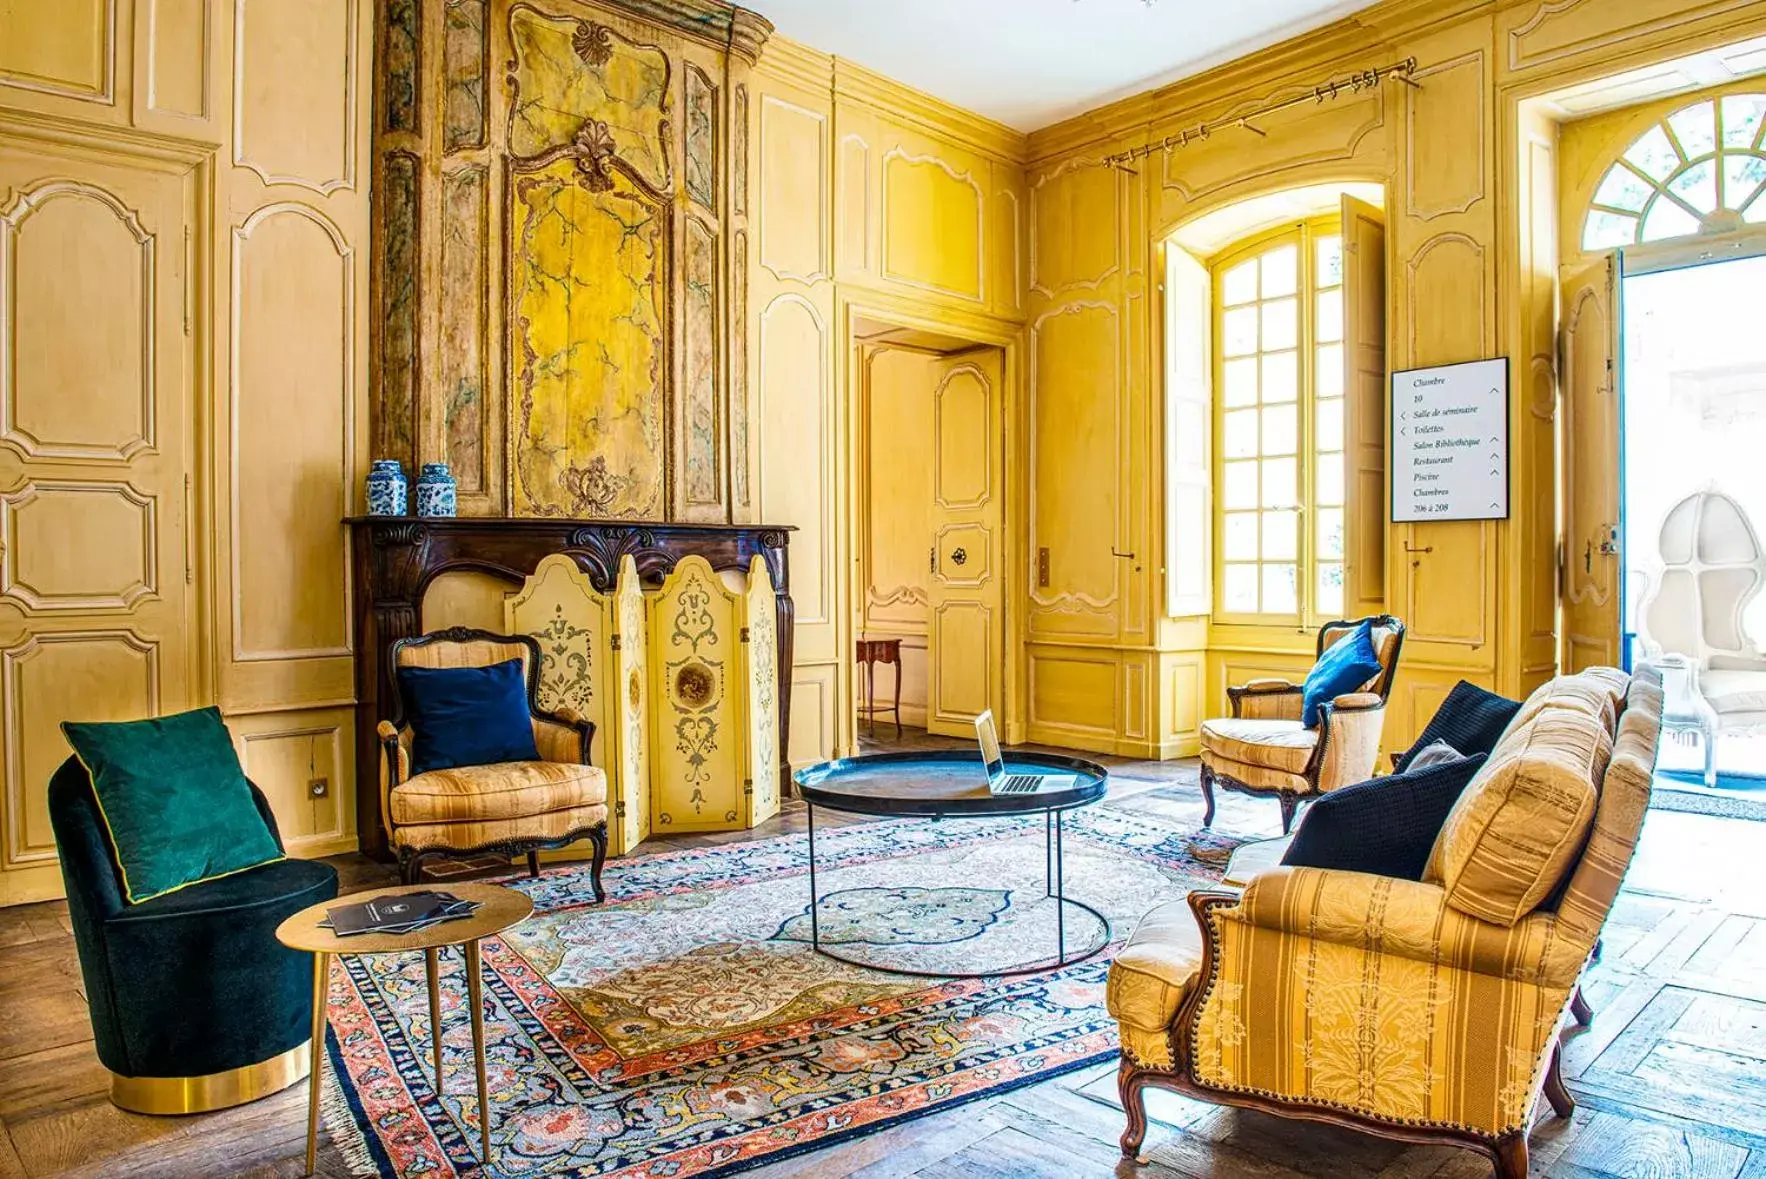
[439,164,489,494]
[1406,52,1487,220]
[861,347,930,632]
[733,84,749,219]
[1030,158,1119,296]
[933,363,990,509]
[0,181,154,463]
[143,0,210,120]
[233,0,360,194]
[1404,231,1489,366]
[0,0,116,105]
[683,215,721,506]
[996,188,1022,315]
[881,147,984,301]
[930,599,992,721]
[685,63,718,211]
[0,481,155,612]
[731,229,750,509]
[377,151,419,465]
[231,204,355,662]
[1027,648,1119,736]
[1159,88,1384,204]
[758,293,829,626]
[2,631,158,870]
[758,95,828,284]
[442,0,487,152]
[233,716,351,848]
[839,133,870,271]
[381,0,419,133]
[1506,0,1762,75]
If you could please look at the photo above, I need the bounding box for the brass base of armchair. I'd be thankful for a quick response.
[396,820,609,900]
[111,1041,311,1115]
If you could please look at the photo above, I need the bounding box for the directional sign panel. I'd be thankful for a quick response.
[1390,357,1509,523]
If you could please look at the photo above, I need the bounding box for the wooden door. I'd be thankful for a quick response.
[925,350,1003,735]
[1560,253,1622,671]
[1341,195,1388,617]
[0,143,198,903]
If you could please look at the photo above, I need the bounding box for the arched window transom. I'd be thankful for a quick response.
[1583,94,1766,250]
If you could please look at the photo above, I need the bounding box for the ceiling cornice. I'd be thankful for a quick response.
[601,0,776,65]
[833,58,1028,163]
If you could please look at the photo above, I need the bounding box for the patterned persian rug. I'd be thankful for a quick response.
[324,808,1240,1178]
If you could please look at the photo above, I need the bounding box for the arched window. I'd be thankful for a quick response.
[1584,94,1766,250]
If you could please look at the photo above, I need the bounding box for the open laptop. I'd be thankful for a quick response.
[975,710,1080,795]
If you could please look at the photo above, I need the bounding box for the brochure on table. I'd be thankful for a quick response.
[1390,357,1509,523]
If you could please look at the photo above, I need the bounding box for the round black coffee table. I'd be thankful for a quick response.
[792,750,1110,978]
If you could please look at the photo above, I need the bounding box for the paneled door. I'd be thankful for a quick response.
[925,349,1003,736]
[1560,253,1621,672]
[0,136,199,904]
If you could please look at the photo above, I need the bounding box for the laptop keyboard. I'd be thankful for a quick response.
[996,774,1042,794]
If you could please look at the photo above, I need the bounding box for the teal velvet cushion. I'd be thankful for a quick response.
[61,707,284,904]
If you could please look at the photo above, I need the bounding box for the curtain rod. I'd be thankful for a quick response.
[1100,57,1419,173]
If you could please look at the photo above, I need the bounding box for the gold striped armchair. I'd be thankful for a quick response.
[379,627,610,894]
[1110,665,1662,1178]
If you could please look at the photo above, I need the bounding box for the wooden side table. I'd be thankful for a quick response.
[855,637,903,738]
[274,883,534,1176]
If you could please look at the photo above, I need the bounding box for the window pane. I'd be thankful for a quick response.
[1316,235,1343,287]
[1624,124,1681,181]
[1223,461,1259,508]
[1667,159,1716,213]
[1262,564,1298,614]
[1261,351,1297,402]
[1261,297,1297,350]
[1594,163,1653,213]
[1316,397,1344,451]
[1316,289,1343,344]
[1723,153,1766,210]
[1722,95,1766,150]
[1317,563,1344,616]
[1223,408,1259,458]
[1668,102,1717,159]
[1224,512,1258,560]
[1262,510,1297,560]
[1223,306,1259,356]
[1224,564,1259,612]
[1316,343,1344,399]
[1261,404,1296,455]
[1318,507,1344,559]
[1584,209,1638,249]
[1316,453,1344,507]
[1262,457,1296,507]
[1642,197,1701,241]
[1223,357,1259,407]
[1222,259,1259,305]
[1260,245,1297,298]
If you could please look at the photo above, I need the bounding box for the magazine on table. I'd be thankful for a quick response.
[320,891,481,937]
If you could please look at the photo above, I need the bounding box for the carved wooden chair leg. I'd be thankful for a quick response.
[398,849,423,885]
[1569,985,1593,1029]
[589,823,609,904]
[1117,1060,1149,1159]
[1200,763,1217,828]
[1491,1134,1529,1179]
[1278,793,1299,835]
[1542,1042,1575,1119]
[526,850,541,878]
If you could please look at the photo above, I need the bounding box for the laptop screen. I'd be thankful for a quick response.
[974,709,1005,780]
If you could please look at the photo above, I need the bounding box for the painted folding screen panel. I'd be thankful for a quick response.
[648,556,746,831]
[743,556,780,827]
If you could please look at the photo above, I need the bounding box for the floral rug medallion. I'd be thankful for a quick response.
[326,808,1238,1178]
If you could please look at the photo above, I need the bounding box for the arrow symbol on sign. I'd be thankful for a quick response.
[1401,427,1410,436]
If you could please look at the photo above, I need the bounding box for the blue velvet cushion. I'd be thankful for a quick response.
[1301,620,1384,728]
[61,708,284,904]
[398,658,541,775]
[1394,679,1523,772]
[1281,752,1488,880]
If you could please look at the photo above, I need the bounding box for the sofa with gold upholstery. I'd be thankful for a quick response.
[1111,664,1662,1179]
[379,627,609,895]
[1200,615,1405,833]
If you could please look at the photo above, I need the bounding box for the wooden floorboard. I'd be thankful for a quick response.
[2,733,1762,1177]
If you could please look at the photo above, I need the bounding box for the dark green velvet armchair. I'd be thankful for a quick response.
[48,756,339,1113]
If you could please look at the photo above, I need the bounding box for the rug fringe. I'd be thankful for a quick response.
[321,1067,386,1178]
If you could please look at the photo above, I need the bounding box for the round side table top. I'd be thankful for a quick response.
[275,882,533,955]
[793,749,1108,817]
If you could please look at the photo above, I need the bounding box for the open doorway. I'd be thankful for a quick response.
[851,316,1005,745]
[1620,251,1766,792]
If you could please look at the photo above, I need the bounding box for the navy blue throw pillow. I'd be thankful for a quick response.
[1301,620,1384,728]
[1394,680,1523,772]
[398,658,541,775]
[1280,753,1488,881]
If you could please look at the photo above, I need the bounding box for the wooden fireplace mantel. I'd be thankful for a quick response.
[346,516,795,860]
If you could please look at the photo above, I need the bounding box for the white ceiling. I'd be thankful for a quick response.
[747,0,1384,133]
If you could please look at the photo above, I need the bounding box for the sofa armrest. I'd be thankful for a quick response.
[532,707,595,765]
[1228,681,1304,721]
[1233,866,1585,988]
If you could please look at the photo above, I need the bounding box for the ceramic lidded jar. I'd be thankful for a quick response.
[414,462,457,518]
[365,460,408,516]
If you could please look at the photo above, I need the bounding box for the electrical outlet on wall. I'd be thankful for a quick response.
[308,777,329,799]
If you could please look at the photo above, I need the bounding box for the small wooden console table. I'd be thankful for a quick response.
[347,517,794,860]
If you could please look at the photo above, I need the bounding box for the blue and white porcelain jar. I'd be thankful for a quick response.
[414,462,457,518]
[365,460,407,516]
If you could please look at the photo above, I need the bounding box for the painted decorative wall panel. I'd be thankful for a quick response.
[508,156,668,518]
[380,0,419,132]
[882,149,983,299]
[758,295,827,626]
[730,229,750,510]
[145,0,209,119]
[759,95,827,282]
[0,482,154,612]
[440,165,488,493]
[378,152,419,464]
[685,64,717,210]
[234,0,358,192]
[1030,163,1117,293]
[0,0,113,103]
[683,216,720,506]
[443,0,488,151]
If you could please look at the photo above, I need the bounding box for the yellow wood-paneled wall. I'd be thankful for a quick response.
[749,42,1026,766]
[1022,0,1766,758]
[0,0,372,903]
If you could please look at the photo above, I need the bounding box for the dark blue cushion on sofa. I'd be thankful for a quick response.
[1280,752,1488,881]
[398,658,541,775]
[1394,679,1523,772]
[1301,620,1383,728]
